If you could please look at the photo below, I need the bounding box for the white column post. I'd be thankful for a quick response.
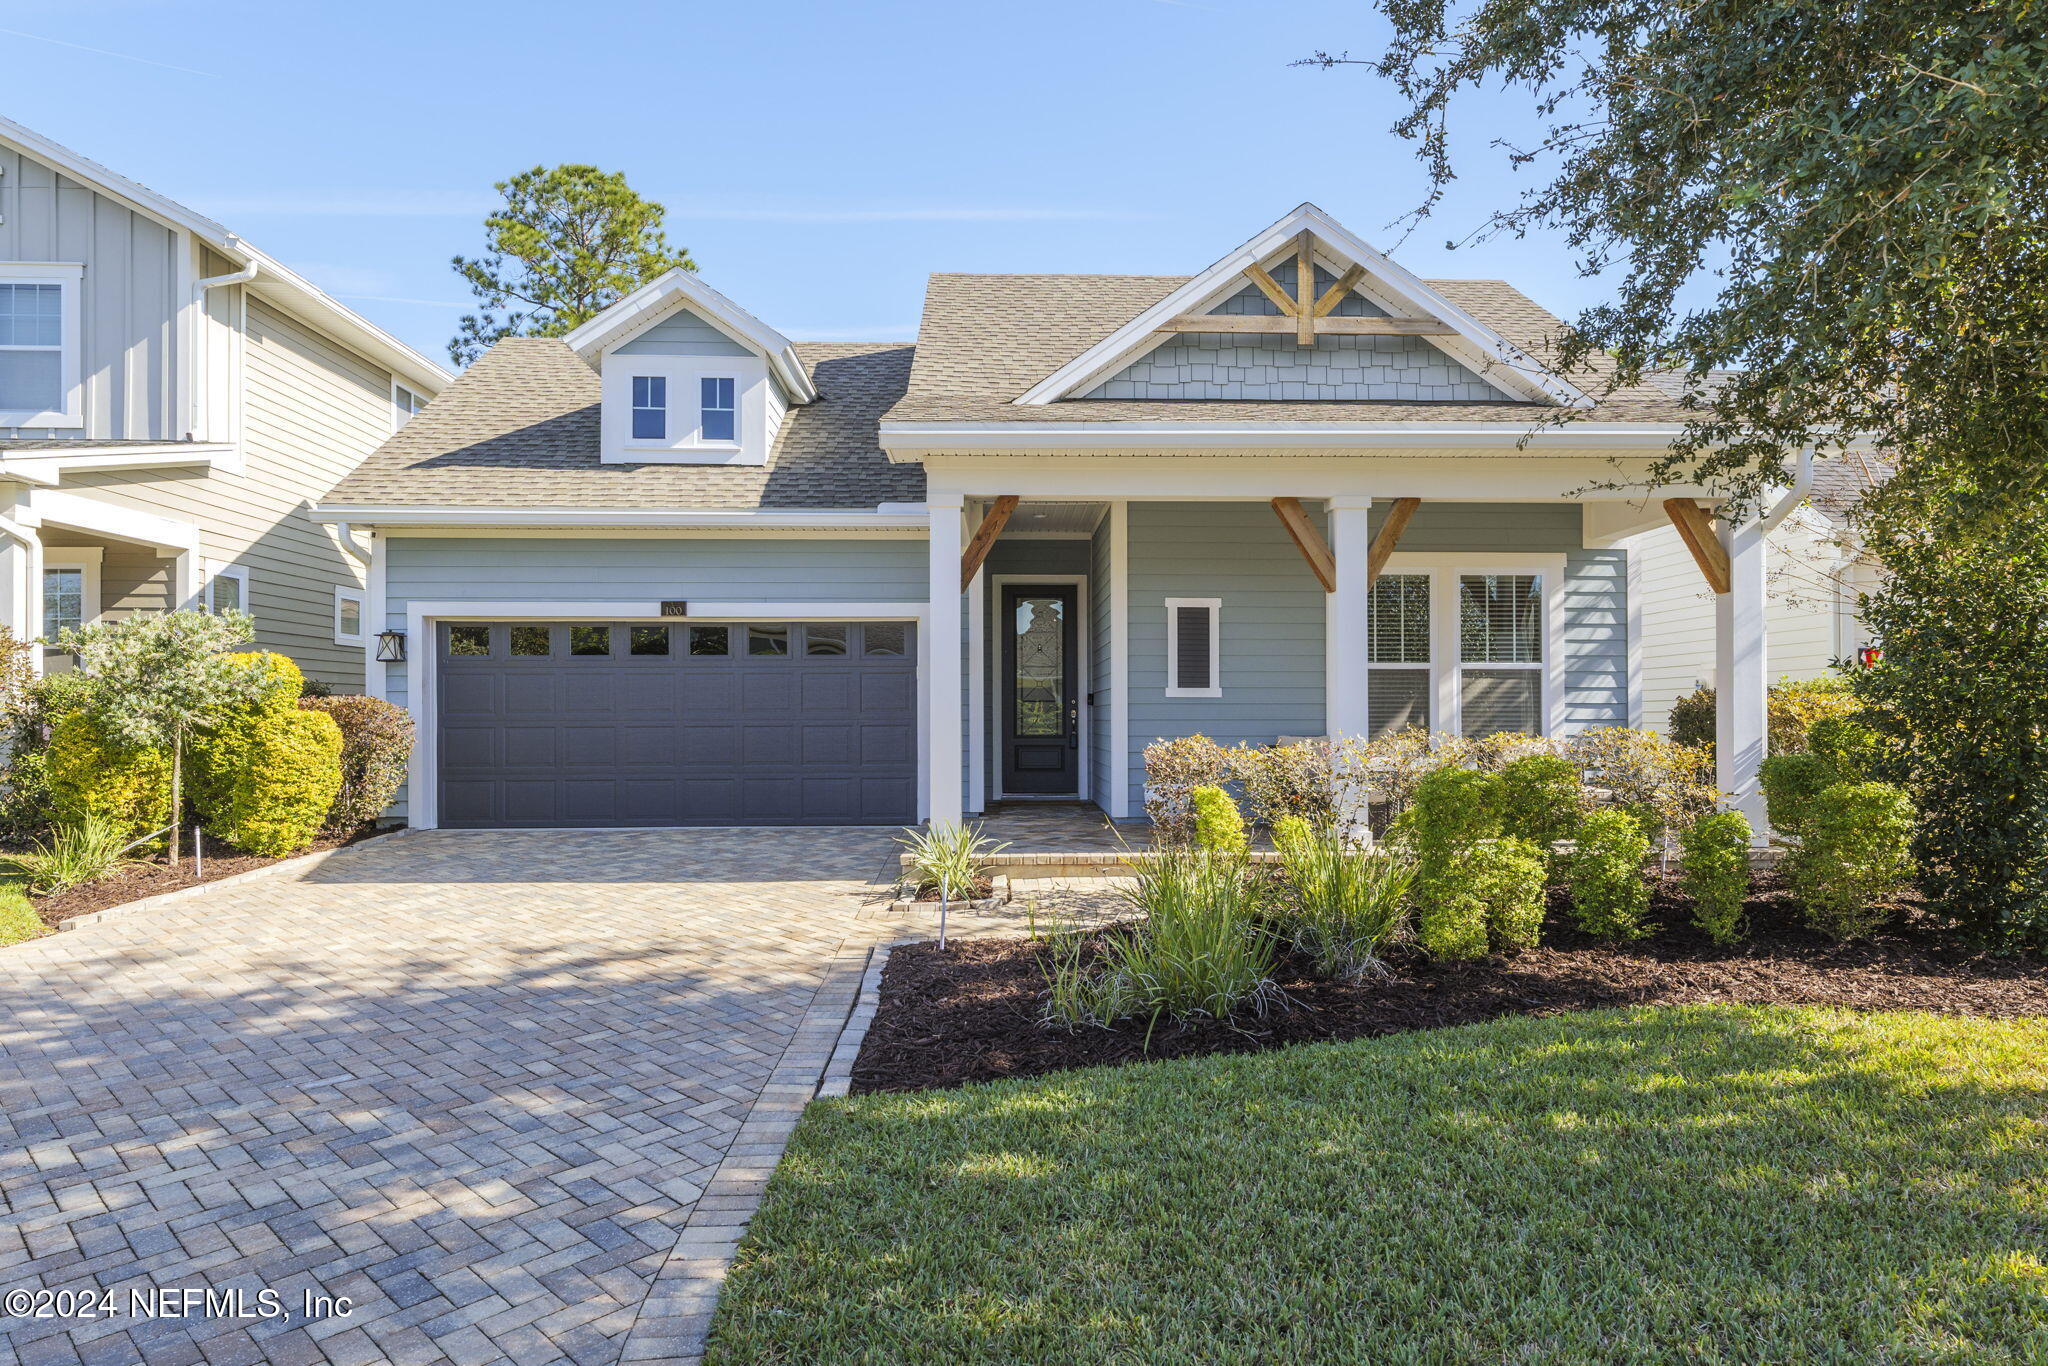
[0,485,37,658]
[1327,496,1374,833]
[1715,516,1769,837]
[926,495,966,828]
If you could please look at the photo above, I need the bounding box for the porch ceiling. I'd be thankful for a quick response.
[1004,501,1107,535]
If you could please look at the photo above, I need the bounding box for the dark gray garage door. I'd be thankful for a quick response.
[437,621,917,828]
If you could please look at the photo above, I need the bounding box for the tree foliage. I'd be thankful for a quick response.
[449,164,695,366]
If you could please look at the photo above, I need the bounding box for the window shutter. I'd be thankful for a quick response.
[1174,604,1212,691]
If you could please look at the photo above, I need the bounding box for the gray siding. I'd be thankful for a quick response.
[1084,272,1508,403]
[382,534,927,820]
[611,309,752,357]
[0,145,181,440]
[1126,502,1329,812]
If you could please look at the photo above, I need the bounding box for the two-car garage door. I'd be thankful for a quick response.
[436,620,917,828]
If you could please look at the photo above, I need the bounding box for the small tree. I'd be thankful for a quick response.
[52,610,262,865]
[449,164,695,365]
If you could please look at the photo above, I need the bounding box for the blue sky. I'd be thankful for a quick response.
[5,0,1609,372]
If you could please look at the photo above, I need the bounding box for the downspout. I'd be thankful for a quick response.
[332,521,373,566]
[1757,446,1815,534]
[189,256,260,440]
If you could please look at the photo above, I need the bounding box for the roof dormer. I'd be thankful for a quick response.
[563,269,815,467]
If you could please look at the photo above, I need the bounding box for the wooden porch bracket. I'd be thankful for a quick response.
[1663,498,1731,594]
[1270,497,1336,593]
[1367,497,1422,584]
[960,495,1020,591]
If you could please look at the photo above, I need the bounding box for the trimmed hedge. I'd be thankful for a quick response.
[192,652,343,856]
[299,694,412,832]
[1760,752,1841,837]
[1790,782,1916,941]
[1567,808,1652,939]
[45,711,171,836]
[1495,754,1586,863]
[1681,810,1752,944]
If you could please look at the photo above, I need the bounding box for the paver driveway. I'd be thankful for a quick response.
[0,829,895,1366]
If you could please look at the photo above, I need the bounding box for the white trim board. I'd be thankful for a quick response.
[988,573,1092,803]
[562,267,818,405]
[398,600,931,832]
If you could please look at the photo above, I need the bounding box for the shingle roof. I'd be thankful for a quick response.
[1808,451,1891,524]
[321,338,924,510]
[884,274,1694,425]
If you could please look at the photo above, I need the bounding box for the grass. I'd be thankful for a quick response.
[707,1006,2048,1365]
[0,876,47,946]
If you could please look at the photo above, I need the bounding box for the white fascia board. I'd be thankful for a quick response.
[0,444,233,474]
[561,268,818,404]
[309,504,930,530]
[0,118,451,397]
[1012,201,1588,409]
[29,489,199,551]
[879,420,1687,453]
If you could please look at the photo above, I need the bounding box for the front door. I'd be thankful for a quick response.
[1001,585,1079,795]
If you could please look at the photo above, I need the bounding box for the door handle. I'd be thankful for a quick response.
[1068,696,1080,748]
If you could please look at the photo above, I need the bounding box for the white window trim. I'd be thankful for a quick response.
[600,351,768,466]
[41,547,103,639]
[1374,553,1566,738]
[204,561,249,617]
[391,379,428,431]
[1,263,86,429]
[1164,596,1222,699]
[334,585,367,646]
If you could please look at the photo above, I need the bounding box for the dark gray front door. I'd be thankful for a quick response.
[1000,585,1079,795]
[437,620,917,828]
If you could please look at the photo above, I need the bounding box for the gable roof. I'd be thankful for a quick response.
[885,273,1691,427]
[560,268,818,403]
[0,116,449,396]
[1013,203,1582,409]
[319,337,921,511]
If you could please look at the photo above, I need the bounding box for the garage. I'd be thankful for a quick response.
[435,620,918,828]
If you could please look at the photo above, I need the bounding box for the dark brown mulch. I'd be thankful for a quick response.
[904,878,996,902]
[851,875,2048,1094]
[26,827,390,927]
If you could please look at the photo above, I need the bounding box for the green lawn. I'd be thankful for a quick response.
[708,1005,2048,1365]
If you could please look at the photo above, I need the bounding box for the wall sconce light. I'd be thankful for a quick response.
[375,629,408,663]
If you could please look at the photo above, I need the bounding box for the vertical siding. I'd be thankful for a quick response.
[57,297,402,690]
[0,146,179,440]
[1126,502,1329,812]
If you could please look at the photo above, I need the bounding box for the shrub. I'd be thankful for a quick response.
[1462,732,1562,773]
[46,711,172,836]
[1789,782,1916,941]
[1143,734,1228,842]
[1406,768,1503,958]
[1668,677,1861,755]
[299,695,413,832]
[1270,813,1316,857]
[1275,828,1413,978]
[1760,752,1840,838]
[0,671,101,842]
[191,653,343,857]
[1495,754,1587,860]
[1419,836,1546,959]
[896,821,1007,898]
[1331,729,1464,827]
[1567,808,1652,939]
[1226,741,1331,826]
[1190,785,1249,855]
[1047,849,1275,1031]
[0,880,44,945]
[1681,810,1752,944]
[1567,727,1716,841]
[4,812,136,896]
[1807,713,1883,783]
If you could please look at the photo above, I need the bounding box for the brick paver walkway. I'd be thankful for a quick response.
[0,829,895,1366]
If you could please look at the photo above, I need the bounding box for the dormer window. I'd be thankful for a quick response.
[700,378,736,442]
[633,376,668,440]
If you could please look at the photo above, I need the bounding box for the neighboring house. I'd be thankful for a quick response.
[1632,451,1887,731]
[0,117,449,689]
[317,202,1791,835]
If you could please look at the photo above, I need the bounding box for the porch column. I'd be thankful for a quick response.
[0,484,38,655]
[1715,516,1768,836]
[926,495,966,827]
[1326,496,1374,740]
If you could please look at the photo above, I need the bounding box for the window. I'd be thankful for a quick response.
[0,266,80,426]
[334,587,366,646]
[511,626,551,656]
[392,382,429,430]
[631,375,667,441]
[700,377,736,442]
[205,564,248,618]
[804,624,847,656]
[748,624,788,656]
[863,623,906,656]
[570,625,611,656]
[41,549,100,639]
[1368,573,1431,738]
[447,625,490,657]
[689,625,730,656]
[630,626,670,656]
[1458,574,1543,738]
[1164,598,1221,698]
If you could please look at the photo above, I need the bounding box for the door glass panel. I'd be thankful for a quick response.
[748,625,788,656]
[510,626,550,656]
[447,625,490,657]
[1013,596,1064,737]
[863,623,906,656]
[689,625,729,655]
[804,624,847,656]
[570,625,610,656]
[630,626,669,656]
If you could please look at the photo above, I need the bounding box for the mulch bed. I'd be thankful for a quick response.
[27,827,389,928]
[851,875,2048,1094]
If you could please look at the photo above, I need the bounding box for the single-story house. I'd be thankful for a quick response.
[316,203,1798,835]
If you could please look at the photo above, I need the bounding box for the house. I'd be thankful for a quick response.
[316,203,1789,835]
[1632,452,1886,730]
[0,117,449,689]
